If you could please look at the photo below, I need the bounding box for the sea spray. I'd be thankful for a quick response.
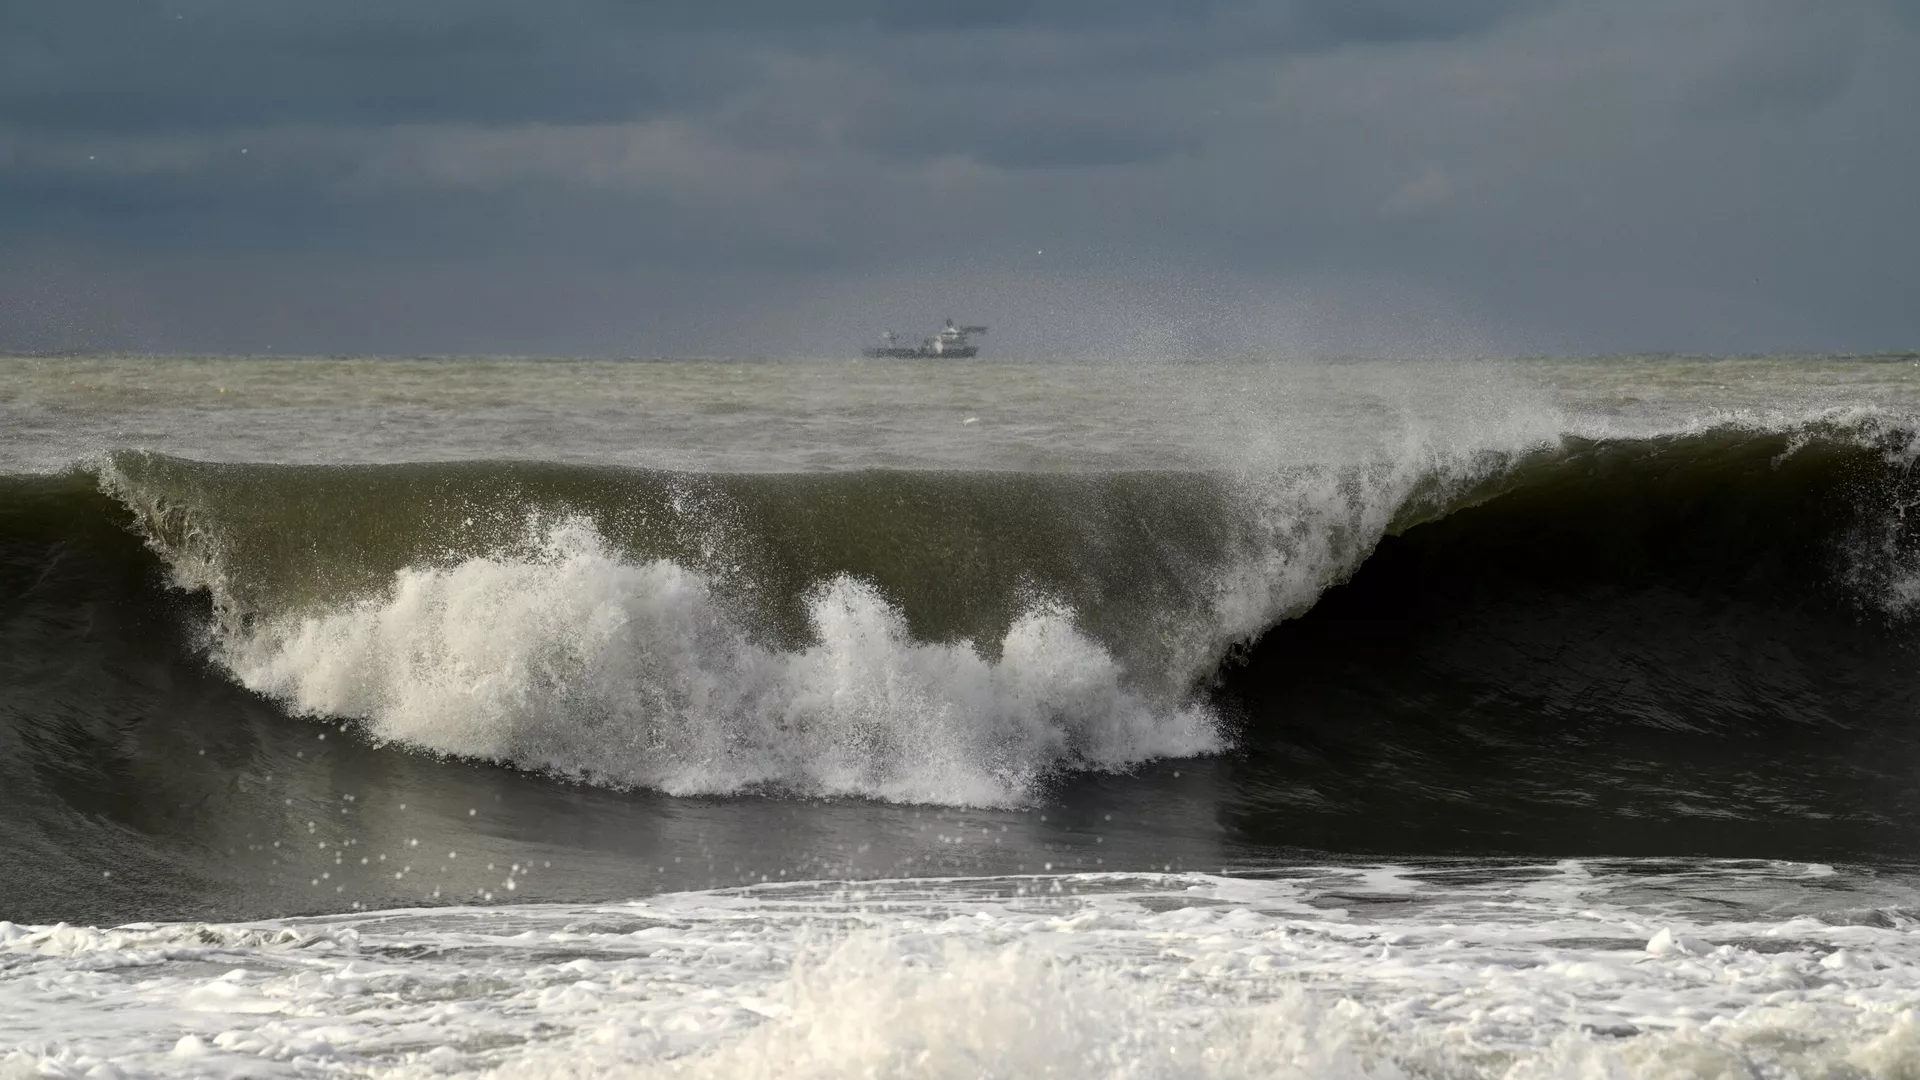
[214,518,1221,806]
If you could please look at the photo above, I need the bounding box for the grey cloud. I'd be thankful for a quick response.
[3,1,673,133]
[3,0,1551,136]
[1288,0,1550,45]
[0,0,1914,357]
[1698,1,1868,113]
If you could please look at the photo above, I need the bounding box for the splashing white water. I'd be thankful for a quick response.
[215,519,1220,806]
[8,863,1920,1080]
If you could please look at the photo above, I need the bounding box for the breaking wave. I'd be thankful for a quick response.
[6,409,1920,813]
[214,519,1220,806]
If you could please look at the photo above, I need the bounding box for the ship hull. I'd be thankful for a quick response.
[861,346,979,359]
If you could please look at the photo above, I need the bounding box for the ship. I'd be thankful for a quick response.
[863,320,988,359]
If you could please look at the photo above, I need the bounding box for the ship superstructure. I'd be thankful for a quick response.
[863,320,988,359]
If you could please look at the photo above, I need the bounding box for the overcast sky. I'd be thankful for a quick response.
[2,0,1916,357]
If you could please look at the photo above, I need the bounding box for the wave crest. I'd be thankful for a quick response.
[215,518,1221,806]
[57,410,1920,809]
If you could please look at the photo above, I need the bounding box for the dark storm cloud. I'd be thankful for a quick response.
[3,1,673,132]
[2,0,1551,134]
[1288,0,1543,44]
[0,0,1915,356]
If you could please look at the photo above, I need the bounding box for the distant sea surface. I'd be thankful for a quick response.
[7,353,1920,1078]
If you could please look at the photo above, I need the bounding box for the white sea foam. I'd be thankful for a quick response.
[6,862,1920,1079]
[212,519,1220,807]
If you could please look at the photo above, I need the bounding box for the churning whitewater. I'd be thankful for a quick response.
[12,864,1920,1079]
[217,522,1222,807]
[70,408,1920,809]
[8,353,1920,1078]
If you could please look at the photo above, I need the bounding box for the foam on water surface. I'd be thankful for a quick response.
[210,519,1222,807]
[7,861,1920,1079]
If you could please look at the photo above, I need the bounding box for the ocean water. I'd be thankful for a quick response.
[6,352,1920,1077]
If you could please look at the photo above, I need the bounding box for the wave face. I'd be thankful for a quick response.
[1219,418,1920,856]
[93,456,1290,807]
[7,415,1920,827]
[81,434,1523,807]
